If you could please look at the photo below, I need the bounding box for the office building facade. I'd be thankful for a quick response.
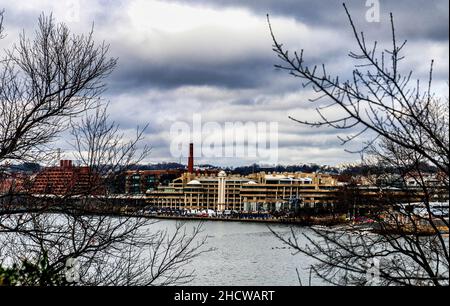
[146,171,340,211]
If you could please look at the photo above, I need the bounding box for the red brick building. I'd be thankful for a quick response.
[0,172,30,194]
[31,160,104,195]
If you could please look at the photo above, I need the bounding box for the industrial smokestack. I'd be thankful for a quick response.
[188,143,194,173]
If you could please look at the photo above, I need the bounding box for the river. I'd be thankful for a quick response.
[149,219,323,286]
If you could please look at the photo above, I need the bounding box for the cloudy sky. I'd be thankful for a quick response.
[0,0,448,166]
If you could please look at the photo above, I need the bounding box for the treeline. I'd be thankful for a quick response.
[2,161,439,176]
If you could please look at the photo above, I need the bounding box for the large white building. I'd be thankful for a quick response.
[146,171,339,211]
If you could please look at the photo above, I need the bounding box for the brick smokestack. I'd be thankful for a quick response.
[188,143,194,173]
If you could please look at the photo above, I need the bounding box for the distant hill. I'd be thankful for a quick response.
[0,162,41,173]
[126,162,186,171]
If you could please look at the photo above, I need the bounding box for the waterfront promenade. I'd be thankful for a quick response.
[131,211,349,226]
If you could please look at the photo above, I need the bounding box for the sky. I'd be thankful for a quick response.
[0,0,448,167]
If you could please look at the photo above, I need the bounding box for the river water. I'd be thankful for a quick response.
[3,214,447,285]
[150,219,323,286]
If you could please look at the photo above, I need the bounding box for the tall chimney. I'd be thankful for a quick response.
[188,143,194,173]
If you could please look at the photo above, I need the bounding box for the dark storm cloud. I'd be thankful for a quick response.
[169,0,449,41]
[108,56,274,92]
[107,50,346,95]
[102,0,448,94]
[106,35,346,94]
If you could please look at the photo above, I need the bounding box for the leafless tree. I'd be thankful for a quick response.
[0,10,4,39]
[69,102,151,194]
[0,103,210,286]
[268,3,449,286]
[0,12,209,286]
[0,13,116,162]
[81,221,210,286]
[1,213,209,286]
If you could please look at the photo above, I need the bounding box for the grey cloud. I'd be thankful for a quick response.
[107,56,274,93]
[170,0,449,41]
[1,0,448,166]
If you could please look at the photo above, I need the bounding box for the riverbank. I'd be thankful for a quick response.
[5,203,447,236]
[133,213,349,226]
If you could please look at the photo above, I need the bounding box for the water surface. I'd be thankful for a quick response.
[151,220,322,286]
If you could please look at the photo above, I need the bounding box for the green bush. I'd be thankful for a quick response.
[0,251,68,286]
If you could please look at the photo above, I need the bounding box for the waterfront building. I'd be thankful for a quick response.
[146,170,340,212]
[124,169,185,194]
[241,172,338,211]
[31,160,103,196]
[0,172,30,194]
[124,144,219,194]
